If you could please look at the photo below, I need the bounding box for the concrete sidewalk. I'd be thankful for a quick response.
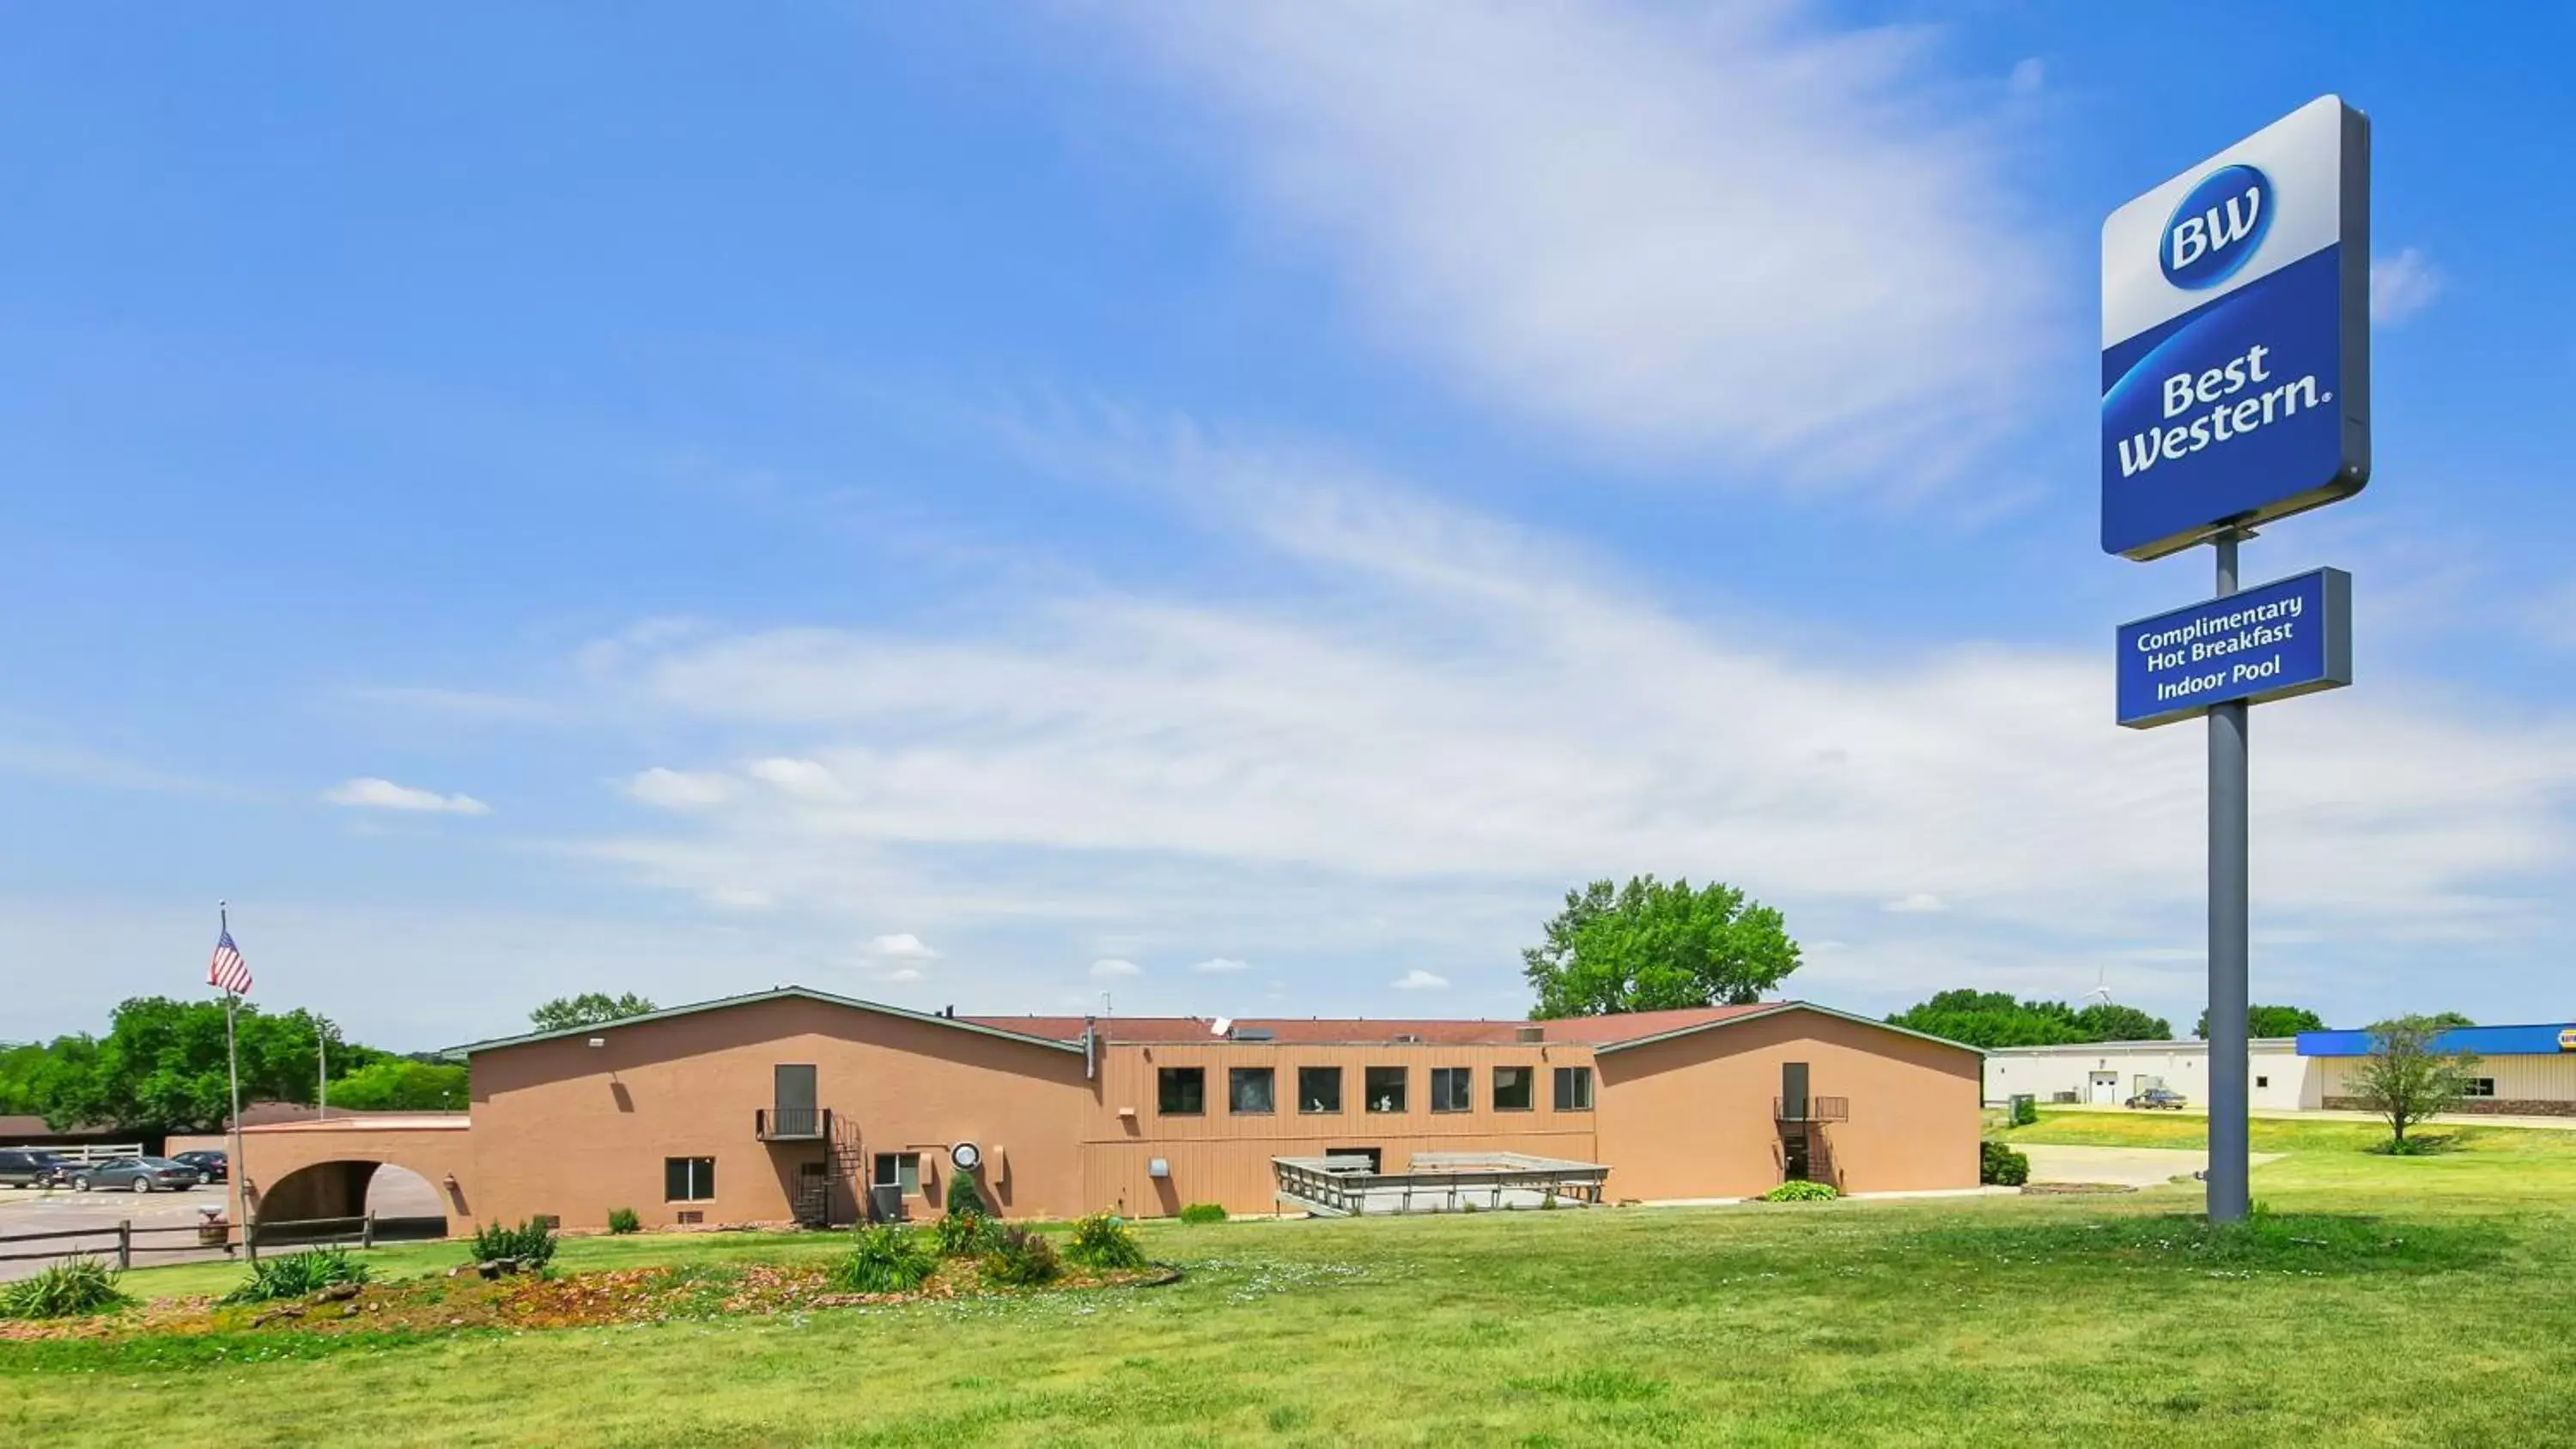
[2016,1143,2286,1190]
[2020,1104,2576,1132]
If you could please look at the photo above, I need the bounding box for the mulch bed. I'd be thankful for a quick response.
[0,1258,1180,1343]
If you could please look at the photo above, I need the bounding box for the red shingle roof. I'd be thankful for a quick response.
[962,1003,1780,1048]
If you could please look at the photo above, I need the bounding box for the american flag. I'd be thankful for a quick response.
[207,928,252,997]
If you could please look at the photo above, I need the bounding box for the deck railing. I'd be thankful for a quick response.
[1774,1096,1848,1124]
[1273,1152,1611,1218]
[755,1106,830,1141]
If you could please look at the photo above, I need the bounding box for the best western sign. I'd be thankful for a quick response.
[2101,96,2372,561]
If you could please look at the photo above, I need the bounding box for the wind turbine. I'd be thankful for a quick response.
[2082,966,2114,1009]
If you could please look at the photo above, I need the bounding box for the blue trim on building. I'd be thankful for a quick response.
[2296,1023,2576,1058]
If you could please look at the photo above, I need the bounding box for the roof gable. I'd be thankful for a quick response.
[444,986,1085,1059]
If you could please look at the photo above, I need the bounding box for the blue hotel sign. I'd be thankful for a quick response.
[2117,567,2350,729]
[2102,96,2371,561]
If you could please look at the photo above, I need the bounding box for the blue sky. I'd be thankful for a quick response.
[4,3,2572,1050]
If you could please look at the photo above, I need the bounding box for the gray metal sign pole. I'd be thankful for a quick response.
[2206,532,2251,1222]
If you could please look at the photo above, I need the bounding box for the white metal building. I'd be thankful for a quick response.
[1984,1038,2318,1112]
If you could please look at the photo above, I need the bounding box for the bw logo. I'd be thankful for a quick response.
[2161,163,2270,290]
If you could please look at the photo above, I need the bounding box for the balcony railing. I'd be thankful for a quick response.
[756,1106,830,1141]
[1774,1095,1848,1124]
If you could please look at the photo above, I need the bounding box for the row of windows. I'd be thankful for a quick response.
[1157,1064,1592,1116]
[664,1152,929,1203]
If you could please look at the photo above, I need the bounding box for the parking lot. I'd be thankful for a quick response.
[0,1180,236,1282]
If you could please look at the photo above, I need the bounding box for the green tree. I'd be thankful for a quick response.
[2193,1004,2328,1039]
[34,997,359,1132]
[2073,1003,2174,1042]
[2346,1015,2482,1149]
[2425,1011,2476,1030]
[528,993,659,1033]
[326,1058,470,1112]
[1888,990,2170,1050]
[1522,876,1799,1019]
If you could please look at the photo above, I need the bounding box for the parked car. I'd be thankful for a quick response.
[2125,1087,2189,1111]
[70,1157,204,1193]
[171,1149,229,1183]
[0,1149,71,1189]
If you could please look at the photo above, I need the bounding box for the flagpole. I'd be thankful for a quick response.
[221,900,252,1263]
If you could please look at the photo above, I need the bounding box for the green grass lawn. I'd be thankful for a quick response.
[9,1122,2576,1446]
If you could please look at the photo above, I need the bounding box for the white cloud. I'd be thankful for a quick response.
[322,778,491,815]
[748,757,838,797]
[2007,58,2044,96]
[2372,248,2443,325]
[1099,1,2055,482]
[590,442,2576,964]
[624,767,734,809]
[1391,969,1449,991]
[1190,956,1253,974]
[1882,893,1949,914]
[1089,958,1143,979]
[878,967,925,985]
[870,932,940,960]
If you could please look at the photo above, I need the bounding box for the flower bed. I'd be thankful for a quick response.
[0,1258,1178,1343]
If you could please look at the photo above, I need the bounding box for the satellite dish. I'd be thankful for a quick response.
[950,1142,981,1173]
[1212,1016,1233,1037]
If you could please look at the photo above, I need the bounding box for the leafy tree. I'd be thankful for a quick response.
[32,997,370,1132]
[1887,990,2171,1050]
[1522,876,1799,1019]
[2425,1011,2476,1030]
[326,1058,470,1112]
[528,993,659,1033]
[2072,1003,2173,1042]
[2346,1015,2482,1149]
[2193,1004,2328,1039]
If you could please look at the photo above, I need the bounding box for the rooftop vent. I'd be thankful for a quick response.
[1229,1027,1275,1041]
[1516,1026,1545,1044]
[1394,1033,1425,1044]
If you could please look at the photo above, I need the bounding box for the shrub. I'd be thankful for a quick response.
[1066,1213,1146,1270]
[1981,1140,2031,1187]
[829,1224,938,1294]
[933,1209,999,1258]
[1177,1203,1227,1226]
[2010,1094,2039,1127]
[981,1225,1061,1287]
[467,1217,558,1271]
[606,1207,642,1235]
[945,1170,986,1219]
[1759,1179,1840,1203]
[0,1257,131,1319]
[219,1246,370,1306]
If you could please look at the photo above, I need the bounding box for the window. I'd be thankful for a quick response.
[1430,1066,1472,1113]
[1364,1066,1408,1113]
[1230,1066,1276,1115]
[1327,1146,1382,1172]
[1299,1066,1344,1114]
[1492,1065,1534,1111]
[2464,1077,2497,1098]
[872,1152,920,1193]
[2256,1075,2269,1088]
[1553,1065,1594,1111]
[1158,1066,1206,1115]
[664,1156,715,1202]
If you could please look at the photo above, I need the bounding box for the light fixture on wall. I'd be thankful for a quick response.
[587,1038,606,1049]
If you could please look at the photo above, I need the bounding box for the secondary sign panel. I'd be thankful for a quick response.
[2102,96,2370,560]
[2116,567,2351,729]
